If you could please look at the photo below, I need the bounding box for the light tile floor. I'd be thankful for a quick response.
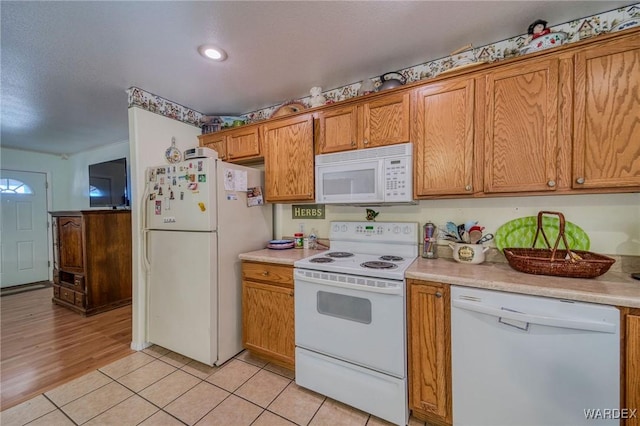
[1,346,427,426]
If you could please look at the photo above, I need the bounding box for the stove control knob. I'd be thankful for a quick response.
[341,225,348,232]
[393,226,401,234]
[333,224,340,232]
[403,226,411,234]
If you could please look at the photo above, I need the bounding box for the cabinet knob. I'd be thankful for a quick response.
[547,180,556,187]
[351,141,356,146]
[262,271,270,276]
[435,292,442,298]
[289,291,294,297]
[465,185,472,191]
[576,177,585,184]
[364,139,369,145]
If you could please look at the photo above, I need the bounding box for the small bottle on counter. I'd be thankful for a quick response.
[422,222,438,259]
[309,228,318,250]
[294,232,304,249]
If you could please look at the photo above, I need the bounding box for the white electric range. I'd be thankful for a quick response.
[293,221,419,426]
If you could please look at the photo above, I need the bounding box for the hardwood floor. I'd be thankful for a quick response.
[1,287,133,411]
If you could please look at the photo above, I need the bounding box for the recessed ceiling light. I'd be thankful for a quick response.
[198,45,227,61]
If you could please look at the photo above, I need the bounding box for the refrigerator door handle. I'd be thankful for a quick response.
[141,179,151,272]
[452,299,616,334]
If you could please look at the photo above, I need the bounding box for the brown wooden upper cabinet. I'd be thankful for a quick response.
[199,125,261,162]
[316,91,410,154]
[199,132,227,160]
[572,32,640,190]
[413,77,477,197]
[262,113,315,202]
[482,58,561,194]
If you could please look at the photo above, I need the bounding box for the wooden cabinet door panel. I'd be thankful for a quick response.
[227,127,260,160]
[413,78,475,196]
[626,313,640,426]
[484,59,559,193]
[362,92,410,148]
[408,280,452,424]
[573,34,640,189]
[242,280,294,366]
[202,133,227,161]
[57,217,84,272]
[263,114,315,202]
[317,105,358,154]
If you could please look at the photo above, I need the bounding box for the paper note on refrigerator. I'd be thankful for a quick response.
[223,169,248,191]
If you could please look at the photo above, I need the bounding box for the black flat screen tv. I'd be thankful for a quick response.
[89,157,129,208]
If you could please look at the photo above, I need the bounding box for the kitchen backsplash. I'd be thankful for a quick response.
[274,193,640,257]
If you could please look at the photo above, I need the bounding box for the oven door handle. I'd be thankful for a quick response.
[295,272,402,295]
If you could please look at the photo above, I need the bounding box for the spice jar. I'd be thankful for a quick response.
[294,232,304,249]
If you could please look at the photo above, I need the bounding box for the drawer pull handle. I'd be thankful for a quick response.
[262,271,270,276]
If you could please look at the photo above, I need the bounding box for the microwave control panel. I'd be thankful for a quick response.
[384,157,411,201]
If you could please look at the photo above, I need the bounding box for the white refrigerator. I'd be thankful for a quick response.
[143,156,272,366]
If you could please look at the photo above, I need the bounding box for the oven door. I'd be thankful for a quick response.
[315,159,384,204]
[294,268,405,377]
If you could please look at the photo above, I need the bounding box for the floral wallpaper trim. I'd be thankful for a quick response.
[126,4,639,128]
[127,87,204,127]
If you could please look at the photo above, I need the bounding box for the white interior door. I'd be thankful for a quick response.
[0,170,49,288]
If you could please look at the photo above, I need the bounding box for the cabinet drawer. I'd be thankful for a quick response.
[60,287,76,304]
[73,275,85,291]
[75,292,85,308]
[242,262,293,287]
[53,285,60,299]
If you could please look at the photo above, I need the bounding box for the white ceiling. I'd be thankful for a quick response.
[1,1,634,155]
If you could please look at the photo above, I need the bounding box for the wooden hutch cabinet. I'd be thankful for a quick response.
[51,210,132,316]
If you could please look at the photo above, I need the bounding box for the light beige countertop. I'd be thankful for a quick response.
[238,249,640,308]
[406,257,640,308]
[239,248,327,266]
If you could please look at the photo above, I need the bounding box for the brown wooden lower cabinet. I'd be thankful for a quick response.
[622,308,640,426]
[407,279,452,425]
[241,261,295,369]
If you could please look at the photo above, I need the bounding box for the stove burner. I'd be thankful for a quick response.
[326,252,354,258]
[379,255,404,262]
[361,261,398,269]
[310,257,334,264]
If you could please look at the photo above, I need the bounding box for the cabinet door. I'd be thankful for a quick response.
[573,33,640,190]
[242,280,294,367]
[361,91,410,148]
[484,58,560,193]
[57,217,84,273]
[262,114,315,202]
[316,105,358,154]
[413,78,476,197]
[626,312,640,426]
[408,280,452,424]
[227,126,261,161]
[200,133,227,161]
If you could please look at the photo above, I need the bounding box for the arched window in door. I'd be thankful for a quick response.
[0,178,34,194]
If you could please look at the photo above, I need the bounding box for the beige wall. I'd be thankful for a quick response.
[275,193,640,256]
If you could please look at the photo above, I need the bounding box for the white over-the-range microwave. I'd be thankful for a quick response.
[315,142,414,205]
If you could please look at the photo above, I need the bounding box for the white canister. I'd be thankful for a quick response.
[449,242,490,264]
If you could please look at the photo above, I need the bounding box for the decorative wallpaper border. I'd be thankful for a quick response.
[127,4,639,128]
[126,87,203,128]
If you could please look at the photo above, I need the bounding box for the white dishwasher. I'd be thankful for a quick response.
[451,286,619,426]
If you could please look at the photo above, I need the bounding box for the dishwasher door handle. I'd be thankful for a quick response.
[452,299,617,333]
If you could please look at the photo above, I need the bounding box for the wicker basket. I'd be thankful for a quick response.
[503,211,615,279]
